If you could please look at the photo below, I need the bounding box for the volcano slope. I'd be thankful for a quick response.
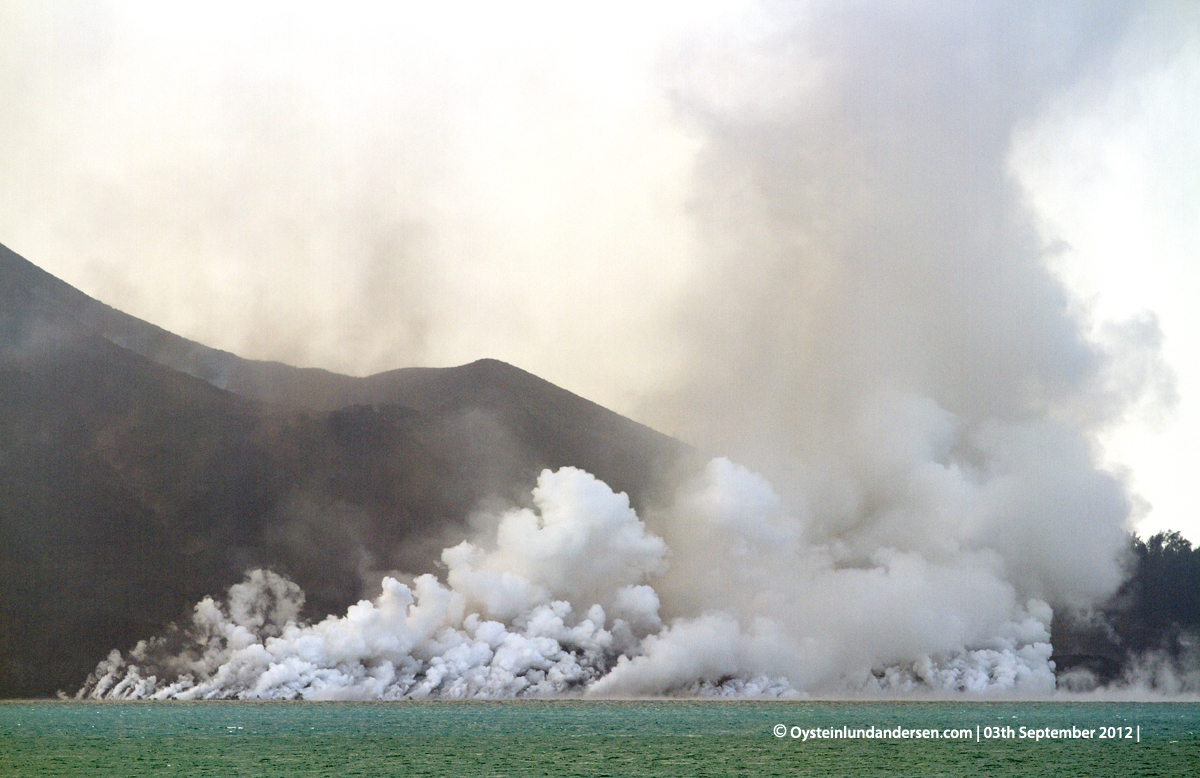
[0,242,689,697]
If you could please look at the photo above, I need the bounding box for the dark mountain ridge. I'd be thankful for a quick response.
[0,242,691,697]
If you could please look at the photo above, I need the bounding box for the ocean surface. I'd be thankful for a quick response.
[1,699,1196,777]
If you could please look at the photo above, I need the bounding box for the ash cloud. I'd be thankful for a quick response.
[79,464,1064,699]
[6,3,1194,696]
[81,460,1196,699]
[646,2,1176,609]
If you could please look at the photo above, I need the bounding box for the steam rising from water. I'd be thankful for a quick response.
[83,459,1069,699]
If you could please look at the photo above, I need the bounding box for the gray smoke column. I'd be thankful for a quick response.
[643,2,1171,608]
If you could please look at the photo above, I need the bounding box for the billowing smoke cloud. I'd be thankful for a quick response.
[9,4,1193,697]
[640,3,1184,617]
[82,463,1069,699]
[81,468,672,700]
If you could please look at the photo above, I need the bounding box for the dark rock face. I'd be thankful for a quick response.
[0,242,691,698]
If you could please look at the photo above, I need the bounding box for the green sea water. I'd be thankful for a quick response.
[1,700,1196,777]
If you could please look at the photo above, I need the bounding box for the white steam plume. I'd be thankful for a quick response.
[82,461,1070,700]
[643,1,1179,628]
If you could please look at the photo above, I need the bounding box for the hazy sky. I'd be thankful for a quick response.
[2,1,1198,542]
